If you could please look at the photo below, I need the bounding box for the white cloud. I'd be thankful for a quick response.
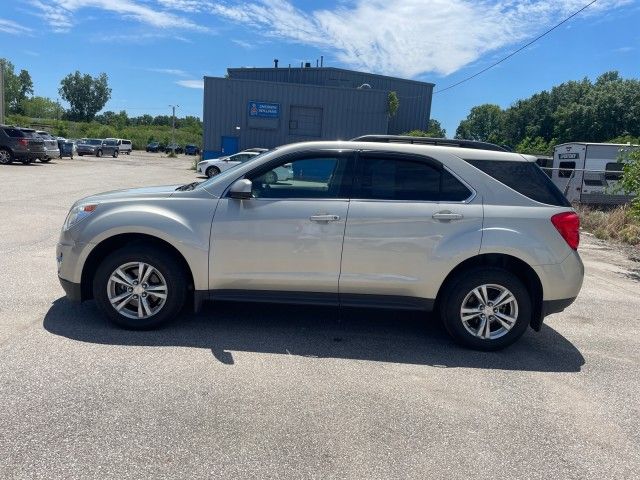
[148,68,189,76]
[210,0,632,77]
[231,38,254,49]
[30,0,209,33]
[0,18,33,35]
[176,79,204,89]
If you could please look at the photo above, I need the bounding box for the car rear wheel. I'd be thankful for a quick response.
[113,150,119,158]
[39,157,52,163]
[439,267,531,350]
[206,166,220,178]
[93,246,188,329]
[0,149,13,164]
[96,150,103,157]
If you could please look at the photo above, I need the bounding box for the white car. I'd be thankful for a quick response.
[197,151,293,182]
[197,151,261,177]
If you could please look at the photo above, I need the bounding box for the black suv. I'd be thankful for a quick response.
[146,141,164,152]
[0,125,46,165]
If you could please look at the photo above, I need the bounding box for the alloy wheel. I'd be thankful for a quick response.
[460,284,519,340]
[106,262,168,320]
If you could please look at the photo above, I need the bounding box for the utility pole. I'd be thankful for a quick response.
[0,59,5,125]
[169,104,178,154]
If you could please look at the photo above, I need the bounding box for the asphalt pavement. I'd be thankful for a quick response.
[0,153,638,479]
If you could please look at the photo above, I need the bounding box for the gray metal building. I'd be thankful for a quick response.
[202,65,434,159]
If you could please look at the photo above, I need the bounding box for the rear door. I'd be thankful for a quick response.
[339,152,483,306]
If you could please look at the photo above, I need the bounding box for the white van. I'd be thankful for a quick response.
[104,138,133,155]
[550,142,638,205]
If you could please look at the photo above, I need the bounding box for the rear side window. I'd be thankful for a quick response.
[122,140,131,145]
[465,159,570,207]
[2,128,25,138]
[357,155,472,202]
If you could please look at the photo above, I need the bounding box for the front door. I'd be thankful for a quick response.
[339,152,483,304]
[209,151,354,298]
[221,136,239,155]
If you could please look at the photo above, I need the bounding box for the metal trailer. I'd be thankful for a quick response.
[549,142,638,205]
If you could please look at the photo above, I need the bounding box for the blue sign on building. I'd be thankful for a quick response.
[248,101,280,118]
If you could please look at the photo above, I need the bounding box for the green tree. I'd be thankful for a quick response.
[59,71,111,122]
[405,119,447,138]
[514,136,553,156]
[620,149,640,218]
[455,104,505,144]
[387,91,399,117]
[0,59,34,114]
[20,96,64,119]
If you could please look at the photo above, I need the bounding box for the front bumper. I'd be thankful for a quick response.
[59,277,82,302]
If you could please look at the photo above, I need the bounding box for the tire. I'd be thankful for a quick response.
[97,150,103,157]
[0,148,14,164]
[79,153,83,156]
[113,150,119,158]
[39,157,52,163]
[93,246,188,329]
[206,166,220,178]
[21,158,31,165]
[439,267,531,350]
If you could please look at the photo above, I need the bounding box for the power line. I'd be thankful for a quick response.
[434,0,599,94]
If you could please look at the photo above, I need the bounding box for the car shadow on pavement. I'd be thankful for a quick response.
[43,297,585,372]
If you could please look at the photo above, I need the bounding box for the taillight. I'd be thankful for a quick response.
[18,138,29,147]
[551,212,580,250]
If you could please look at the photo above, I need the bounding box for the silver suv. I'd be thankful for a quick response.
[57,137,583,350]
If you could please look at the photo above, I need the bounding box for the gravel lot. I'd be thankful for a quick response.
[0,152,639,479]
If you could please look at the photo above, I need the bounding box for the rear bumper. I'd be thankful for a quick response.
[543,297,577,316]
[59,277,82,302]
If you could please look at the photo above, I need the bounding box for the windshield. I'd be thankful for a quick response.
[88,139,102,145]
[195,150,274,190]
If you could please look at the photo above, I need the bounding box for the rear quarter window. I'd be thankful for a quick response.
[465,159,570,207]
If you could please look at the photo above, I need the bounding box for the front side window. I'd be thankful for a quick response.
[248,155,350,199]
[356,155,472,202]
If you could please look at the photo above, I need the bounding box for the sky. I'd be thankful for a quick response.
[0,0,639,135]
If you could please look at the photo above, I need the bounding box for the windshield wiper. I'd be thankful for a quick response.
[175,182,200,191]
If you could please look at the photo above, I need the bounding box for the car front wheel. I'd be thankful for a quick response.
[439,267,531,350]
[113,150,119,158]
[93,246,188,329]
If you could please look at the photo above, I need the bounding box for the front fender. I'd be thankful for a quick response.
[70,200,216,290]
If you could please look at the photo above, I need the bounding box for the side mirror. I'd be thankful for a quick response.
[228,179,252,199]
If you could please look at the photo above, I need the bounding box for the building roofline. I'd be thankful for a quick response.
[225,66,435,88]
[203,75,390,95]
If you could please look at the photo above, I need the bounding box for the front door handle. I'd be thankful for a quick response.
[432,211,463,221]
[309,214,341,222]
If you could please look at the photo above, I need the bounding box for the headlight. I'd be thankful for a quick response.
[63,204,97,231]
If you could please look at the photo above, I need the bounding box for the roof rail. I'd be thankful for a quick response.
[350,135,509,152]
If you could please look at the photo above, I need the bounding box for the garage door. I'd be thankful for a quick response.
[289,106,323,137]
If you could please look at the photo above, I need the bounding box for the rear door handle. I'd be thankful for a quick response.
[309,214,341,222]
[432,211,463,221]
